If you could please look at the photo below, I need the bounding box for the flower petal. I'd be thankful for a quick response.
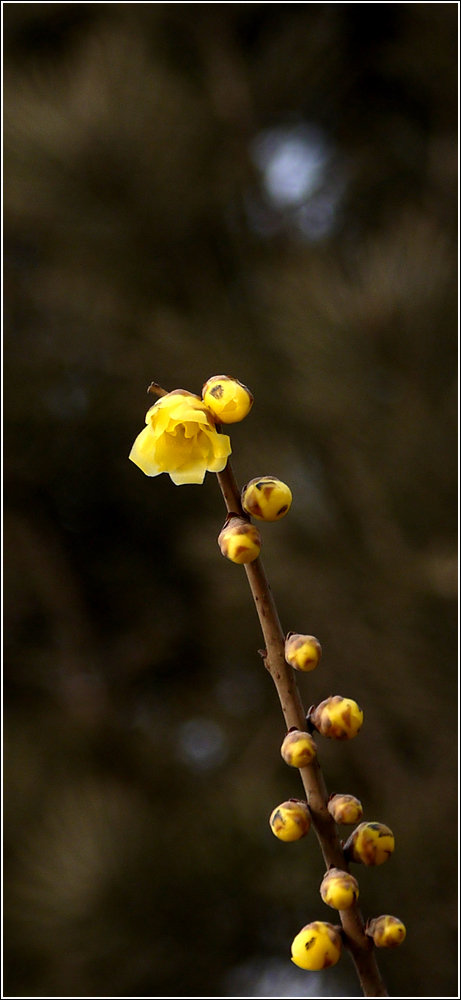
[168,465,207,485]
[206,433,232,471]
[129,425,162,476]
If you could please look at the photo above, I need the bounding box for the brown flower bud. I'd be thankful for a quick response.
[309,696,363,740]
[327,793,363,825]
[218,516,261,564]
[281,729,317,768]
[284,633,322,672]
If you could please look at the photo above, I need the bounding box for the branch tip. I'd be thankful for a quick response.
[147,381,168,397]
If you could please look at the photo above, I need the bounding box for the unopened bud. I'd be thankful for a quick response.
[269,799,311,842]
[366,914,406,948]
[327,793,363,825]
[241,477,292,521]
[309,696,363,740]
[202,375,253,423]
[291,921,342,970]
[320,867,359,910]
[285,634,322,672]
[281,729,317,768]
[218,516,261,564]
[344,822,395,866]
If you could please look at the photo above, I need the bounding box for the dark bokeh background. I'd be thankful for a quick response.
[3,4,458,998]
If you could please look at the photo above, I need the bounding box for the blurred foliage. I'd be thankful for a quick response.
[3,4,458,998]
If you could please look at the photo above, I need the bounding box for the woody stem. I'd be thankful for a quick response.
[147,382,169,397]
[216,460,388,998]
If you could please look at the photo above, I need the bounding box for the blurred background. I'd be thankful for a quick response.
[3,3,458,998]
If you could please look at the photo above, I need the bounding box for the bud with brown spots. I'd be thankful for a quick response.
[343,822,395,866]
[291,921,342,970]
[284,633,322,672]
[241,476,292,521]
[308,696,363,740]
[218,515,261,564]
[365,915,406,948]
[202,375,253,423]
[320,867,360,910]
[327,793,363,825]
[269,799,311,842]
[281,729,318,767]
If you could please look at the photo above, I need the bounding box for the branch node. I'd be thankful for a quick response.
[258,648,271,671]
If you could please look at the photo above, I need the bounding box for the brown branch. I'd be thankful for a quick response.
[216,459,388,998]
[147,382,168,397]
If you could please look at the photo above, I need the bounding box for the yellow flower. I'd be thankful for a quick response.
[129,390,231,485]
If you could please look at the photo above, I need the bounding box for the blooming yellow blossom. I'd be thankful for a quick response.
[129,390,231,485]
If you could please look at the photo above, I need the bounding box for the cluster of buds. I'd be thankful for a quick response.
[131,375,406,988]
[276,632,404,972]
[207,377,292,564]
[217,471,293,563]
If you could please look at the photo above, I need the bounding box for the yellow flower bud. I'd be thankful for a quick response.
[202,375,253,423]
[281,729,317,768]
[309,696,363,740]
[129,390,231,485]
[269,799,311,842]
[241,477,292,521]
[284,634,322,672]
[366,915,406,948]
[327,794,363,825]
[291,921,342,971]
[218,517,261,564]
[344,822,395,866]
[320,868,359,910]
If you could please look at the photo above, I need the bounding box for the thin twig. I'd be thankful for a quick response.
[216,460,388,998]
[147,382,168,397]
